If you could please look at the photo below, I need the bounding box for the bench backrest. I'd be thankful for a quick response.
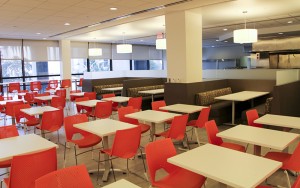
[127,85,164,97]
[196,87,232,106]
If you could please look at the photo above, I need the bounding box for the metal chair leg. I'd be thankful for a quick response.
[63,142,67,168]
[74,146,78,165]
[110,159,116,181]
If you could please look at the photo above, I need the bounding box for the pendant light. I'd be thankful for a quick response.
[233,11,257,44]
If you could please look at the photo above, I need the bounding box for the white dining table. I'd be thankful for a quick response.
[255,114,300,130]
[168,144,282,188]
[217,125,299,155]
[20,106,59,117]
[215,91,269,125]
[138,88,164,102]
[70,92,85,97]
[125,110,179,141]
[0,134,58,162]
[101,87,123,94]
[102,96,130,107]
[103,179,140,188]
[75,99,103,108]
[74,119,137,182]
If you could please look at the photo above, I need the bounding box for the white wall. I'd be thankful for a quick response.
[203,69,277,80]
[84,70,167,79]
[276,69,300,85]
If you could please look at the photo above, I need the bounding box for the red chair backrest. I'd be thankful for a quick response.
[94,101,112,119]
[64,114,89,141]
[78,78,83,87]
[24,92,37,103]
[30,81,42,91]
[51,97,66,109]
[61,79,71,88]
[84,92,96,100]
[195,107,211,128]
[35,165,93,188]
[102,93,115,98]
[127,97,142,111]
[151,100,167,112]
[118,106,139,125]
[287,142,300,172]
[8,83,20,93]
[168,114,188,140]
[205,120,223,146]
[13,103,35,124]
[0,125,19,139]
[246,109,262,128]
[55,89,66,98]
[145,138,179,184]
[292,175,300,188]
[111,126,141,159]
[75,97,90,113]
[8,148,57,188]
[47,80,58,90]
[6,101,24,117]
[41,109,63,132]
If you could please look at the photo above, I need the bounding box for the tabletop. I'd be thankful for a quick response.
[102,96,130,103]
[34,95,58,101]
[0,134,58,162]
[103,179,140,188]
[70,92,85,97]
[217,125,299,150]
[160,104,207,114]
[215,91,269,101]
[76,99,103,107]
[0,99,24,105]
[255,114,300,129]
[167,144,282,188]
[20,106,59,116]
[74,119,137,137]
[125,110,179,124]
[101,87,123,91]
[138,89,164,95]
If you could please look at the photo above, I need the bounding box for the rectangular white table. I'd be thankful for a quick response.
[168,144,282,188]
[0,99,23,106]
[20,106,59,117]
[160,104,206,114]
[126,110,179,141]
[75,99,103,108]
[74,119,137,181]
[102,96,130,107]
[102,87,123,94]
[70,92,85,97]
[103,179,140,188]
[215,91,269,125]
[217,125,299,155]
[138,89,164,102]
[34,95,58,105]
[0,134,58,162]
[255,114,300,130]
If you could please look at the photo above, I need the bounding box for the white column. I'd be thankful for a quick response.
[59,40,71,80]
[165,11,203,83]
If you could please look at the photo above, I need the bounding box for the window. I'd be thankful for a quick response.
[71,59,87,74]
[132,60,148,70]
[149,60,163,70]
[1,60,23,78]
[90,59,110,72]
[112,60,130,71]
[24,61,60,76]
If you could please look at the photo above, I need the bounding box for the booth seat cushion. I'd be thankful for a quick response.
[196,87,232,106]
[127,85,164,97]
[93,84,123,95]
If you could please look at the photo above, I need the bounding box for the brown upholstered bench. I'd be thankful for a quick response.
[127,85,164,100]
[93,84,123,97]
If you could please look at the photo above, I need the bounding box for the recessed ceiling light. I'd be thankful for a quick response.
[64,23,70,26]
[42,38,47,40]
[110,7,117,10]
[223,28,228,31]
[216,39,219,42]
[36,33,41,35]
[278,32,283,35]
[140,40,144,42]
[211,46,215,48]
[224,41,228,43]
[287,21,293,24]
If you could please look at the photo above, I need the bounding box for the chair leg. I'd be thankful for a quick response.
[284,170,292,188]
[63,142,67,168]
[74,146,78,165]
[139,148,147,172]
[185,133,190,150]
[110,159,116,182]
[97,151,101,182]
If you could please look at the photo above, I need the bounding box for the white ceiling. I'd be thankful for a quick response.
[0,0,300,47]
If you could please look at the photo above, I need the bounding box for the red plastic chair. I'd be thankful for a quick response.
[55,89,66,99]
[118,106,150,134]
[90,101,112,120]
[0,125,19,176]
[98,126,145,181]
[145,138,206,188]
[35,165,93,188]
[30,81,42,93]
[17,90,28,100]
[246,109,263,128]
[257,172,300,188]
[127,97,142,111]
[154,114,190,148]
[36,109,64,141]
[64,114,102,166]
[83,92,96,100]
[13,104,39,134]
[5,101,24,124]
[77,78,83,87]
[205,120,246,152]
[8,83,20,94]
[60,79,71,89]
[151,100,171,125]
[75,97,92,115]
[51,97,66,110]
[24,92,37,106]
[2,147,57,188]
[70,90,81,102]
[187,107,211,145]
[46,80,58,90]
[102,93,118,111]
[34,93,50,106]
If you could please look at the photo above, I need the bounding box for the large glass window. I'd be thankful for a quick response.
[1,60,23,77]
[112,60,130,71]
[132,60,148,70]
[149,60,163,70]
[90,59,110,72]
[71,59,87,74]
[24,61,60,76]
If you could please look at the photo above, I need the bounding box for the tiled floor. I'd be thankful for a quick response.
[0,104,298,187]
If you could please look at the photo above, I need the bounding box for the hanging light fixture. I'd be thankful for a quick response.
[156,32,166,50]
[88,41,102,56]
[116,32,132,53]
[233,11,257,44]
